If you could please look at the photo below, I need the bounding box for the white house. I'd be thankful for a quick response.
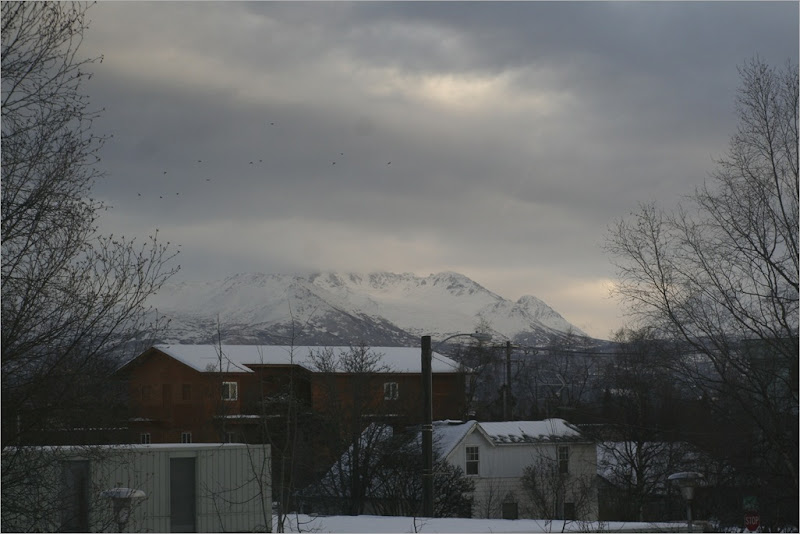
[2,443,271,532]
[309,418,597,521]
[434,419,598,521]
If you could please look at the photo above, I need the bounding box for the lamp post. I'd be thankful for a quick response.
[421,332,491,517]
[101,487,146,532]
[668,472,704,532]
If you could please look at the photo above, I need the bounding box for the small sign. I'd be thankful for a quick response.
[744,511,760,532]
[743,496,758,511]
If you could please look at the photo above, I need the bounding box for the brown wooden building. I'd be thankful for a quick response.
[115,344,469,446]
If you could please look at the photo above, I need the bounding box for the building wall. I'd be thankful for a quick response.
[2,444,271,533]
[122,349,467,446]
[447,430,598,521]
[309,372,465,423]
[124,349,260,444]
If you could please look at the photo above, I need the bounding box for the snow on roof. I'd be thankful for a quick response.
[432,420,475,457]
[152,344,461,374]
[478,419,583,444]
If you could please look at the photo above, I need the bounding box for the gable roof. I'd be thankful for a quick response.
[132,344,461,374]
[432,420,477,458]
[431,418,585,460]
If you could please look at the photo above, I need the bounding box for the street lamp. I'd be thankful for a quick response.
[101,487,146,532]
[421,332,491,517]
[668,471,704,532]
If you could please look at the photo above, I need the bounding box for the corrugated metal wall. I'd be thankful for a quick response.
[6,443,271,532]
[100,444,272,532]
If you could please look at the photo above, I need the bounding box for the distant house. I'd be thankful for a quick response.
[1,443,270,532]
[115,344,469,445]
[437,419,598,521]
[308,418,598,521]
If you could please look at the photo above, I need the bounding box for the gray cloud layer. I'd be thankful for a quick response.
[81,2,798,338]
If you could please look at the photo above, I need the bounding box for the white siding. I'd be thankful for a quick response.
[447,429,598,521]
[3,444,271,533]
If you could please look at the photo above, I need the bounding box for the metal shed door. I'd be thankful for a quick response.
[170,457,196,532]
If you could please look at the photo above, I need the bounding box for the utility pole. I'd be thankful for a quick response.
[421,335,433,517]
[421,332,490,516]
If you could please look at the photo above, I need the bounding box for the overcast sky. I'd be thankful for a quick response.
[82,2,798,339]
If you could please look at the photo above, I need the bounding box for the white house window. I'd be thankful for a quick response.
[466,446,479,475]
[221,381,238,401]
[558,445,569,474]
[383,382,399,400]
[140,433,151,444]
[181,431,192,444]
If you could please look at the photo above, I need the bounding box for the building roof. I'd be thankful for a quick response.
[149,344,461,374]
[431,418,585,459]
[479,419,583,444]
[432,420,476,457]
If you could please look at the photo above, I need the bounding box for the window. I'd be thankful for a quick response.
[558,445,569,474]
[221,381,238,401]
[383,382,399,400]
[466,446,479,475]
[140,433,151,444]
[181,431,192,443]
[182,384,191,401]
[564,502,576,521]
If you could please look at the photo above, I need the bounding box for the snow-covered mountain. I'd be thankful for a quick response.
[147,271,591,346]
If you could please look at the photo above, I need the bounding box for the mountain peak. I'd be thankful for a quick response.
[149,271,591,345]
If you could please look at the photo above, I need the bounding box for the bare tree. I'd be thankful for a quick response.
[606,58,798,517]
[310,422,474,518]
[2,1,178,527]
[370,432,474,518]
[521,449,596,524]
[307,343,391,515]
[450,342,503,420]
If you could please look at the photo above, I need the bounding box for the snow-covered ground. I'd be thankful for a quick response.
[275,514,693,533]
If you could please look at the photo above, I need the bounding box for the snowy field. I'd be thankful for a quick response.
[275,514,694,533]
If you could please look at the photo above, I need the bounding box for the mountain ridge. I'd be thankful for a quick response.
[148,271,593,346]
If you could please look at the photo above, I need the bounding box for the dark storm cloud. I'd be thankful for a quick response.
[82,2,798,337]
